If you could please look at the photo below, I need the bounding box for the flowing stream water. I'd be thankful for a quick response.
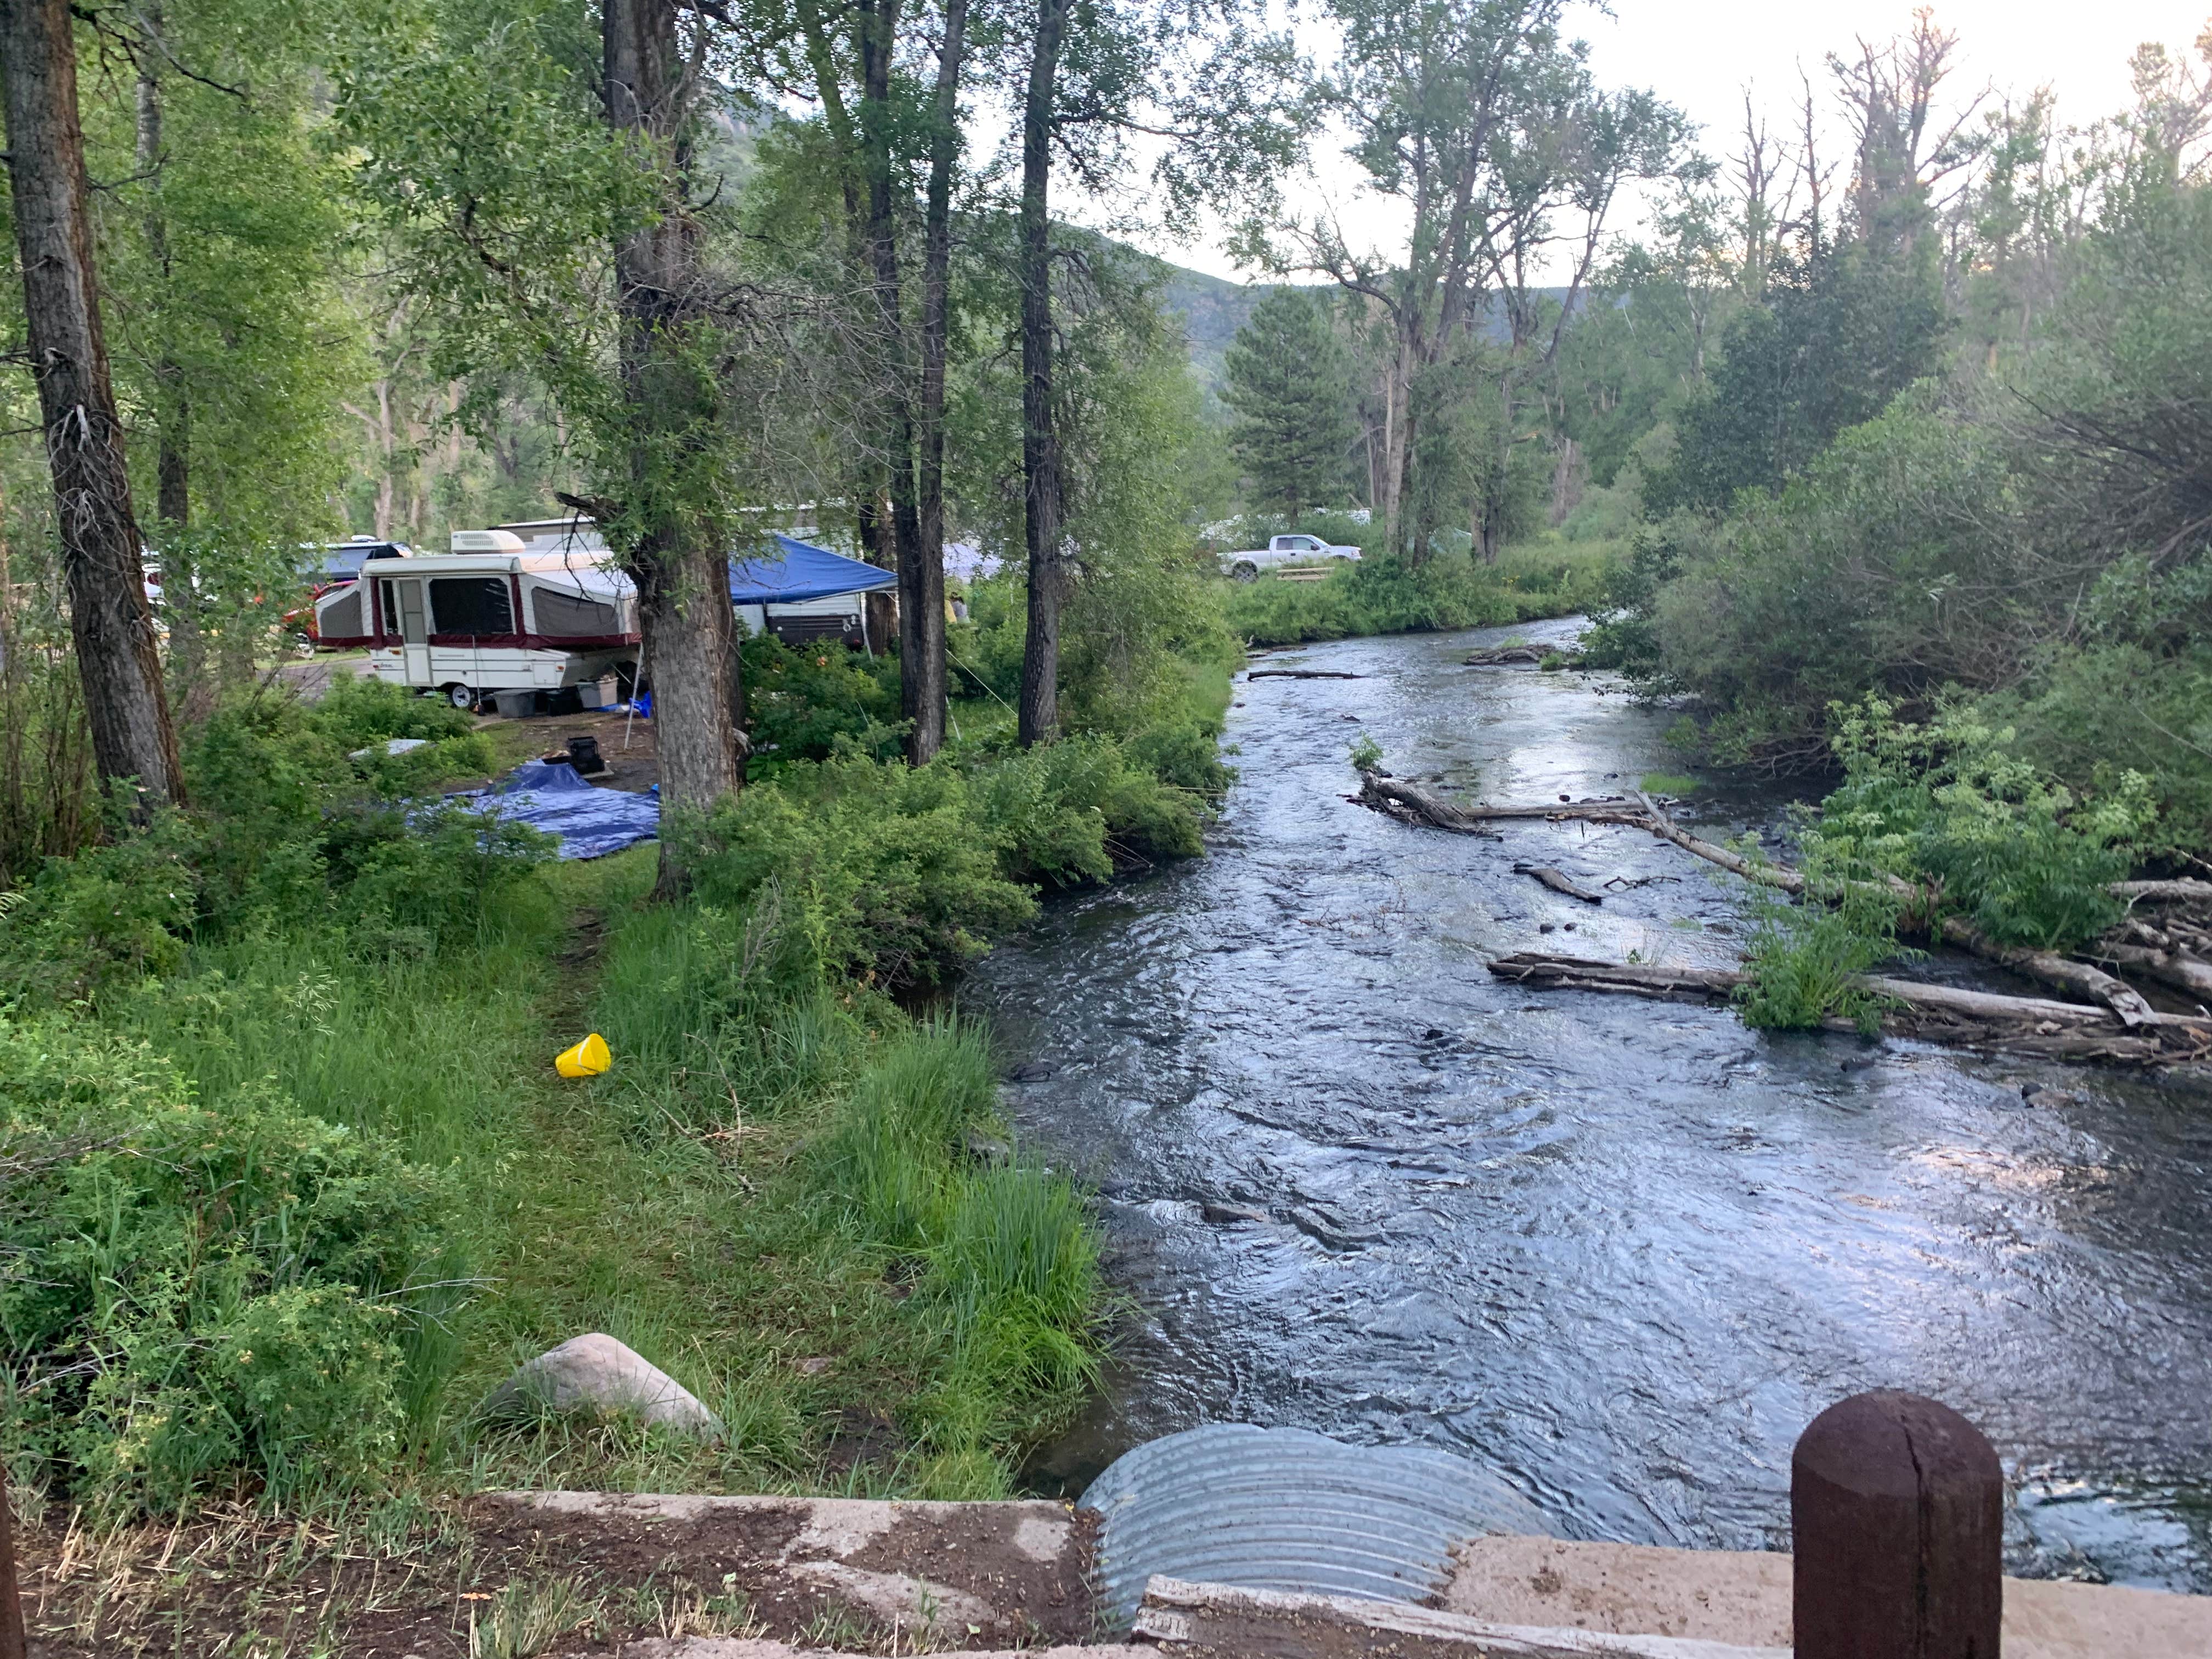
[972,616,2212,1593]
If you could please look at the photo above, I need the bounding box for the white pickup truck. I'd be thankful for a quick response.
[1220,533,1362,581]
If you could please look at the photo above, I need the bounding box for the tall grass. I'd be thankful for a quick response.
[540,891,1105,1499]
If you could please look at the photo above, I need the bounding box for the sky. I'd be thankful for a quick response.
[1125,1,2212,282]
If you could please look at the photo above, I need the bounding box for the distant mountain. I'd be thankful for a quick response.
[1155,265,1293,399]
[1152,260,1585,406]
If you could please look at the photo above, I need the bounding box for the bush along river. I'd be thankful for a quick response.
[972,616,2212,1593]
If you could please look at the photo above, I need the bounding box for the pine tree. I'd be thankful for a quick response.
[1222,289,1356,518]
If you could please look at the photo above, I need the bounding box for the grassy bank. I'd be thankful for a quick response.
[1222,539,1620,646]
[0,654,1243,1532]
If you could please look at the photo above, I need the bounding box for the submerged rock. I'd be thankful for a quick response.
[479,1333,721,1437]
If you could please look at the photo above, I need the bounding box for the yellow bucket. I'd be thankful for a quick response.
[555,1032,612,1078]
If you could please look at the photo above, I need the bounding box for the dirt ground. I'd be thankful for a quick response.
[273,654,664,795]
[492,703,663,795]
[18,1494,1099,1658]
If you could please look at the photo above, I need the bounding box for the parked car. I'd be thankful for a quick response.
[1220,533,1362,581]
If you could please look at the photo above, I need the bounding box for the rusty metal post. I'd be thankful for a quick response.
[1792,1390,2003,1659]
[0,1472,24,1659]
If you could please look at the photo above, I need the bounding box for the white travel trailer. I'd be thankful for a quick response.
[313,528,640,711]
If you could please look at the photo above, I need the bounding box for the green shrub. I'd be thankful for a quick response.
[310,673,478,751]
[974,735,1206,883]
[0,809,202,1004]
[682,754,1037,986]
[1810,699,2154,951]
[743,634,904,772]
[0,1016,455,1513]
[1734,882,1906,1035]
[1222,545,1615,646]
[1127,719,1233,797]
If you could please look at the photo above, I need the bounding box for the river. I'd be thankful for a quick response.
[971,616,2212,1593]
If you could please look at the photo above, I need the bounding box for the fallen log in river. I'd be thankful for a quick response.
[1356,771,2212,1027]
[1356,771,1498,836]
[1488,952,2212,1066]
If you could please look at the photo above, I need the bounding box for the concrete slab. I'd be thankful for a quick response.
[1442,1535,2212,1659]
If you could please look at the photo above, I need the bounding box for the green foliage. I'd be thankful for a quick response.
[1222,544,1616,645]
[1644,240,1948,517]
[0,809,202,1003]
[1223,289,1359,516]
[975,736,1207,882]
[311,674,479,751]
[1733,882,1904,1035]
[1593,156,2212,889]
[1348,732,1384,771]
[680,756,1036,988]
[0,689,542,1007]
[817,1018,1099,1453]
[1806,700,2155,952]
[743,635,903,771]
[677,731,1209,986]
[0,1017,453,1513]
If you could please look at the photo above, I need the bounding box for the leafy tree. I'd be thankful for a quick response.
[1270,0,1686,562]
[1221,287,1357,517]
[1000,0,1303,744]
[1640,245,1948,516]
[0,0,183,810]
[1644,16,1979,516]
[337,0,767,893]
[101,1,358,714]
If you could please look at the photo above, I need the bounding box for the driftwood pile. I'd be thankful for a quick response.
[1352,769,2212,1066]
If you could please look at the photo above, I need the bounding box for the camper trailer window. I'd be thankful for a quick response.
[429,576,514,637]
[533,587,620,637]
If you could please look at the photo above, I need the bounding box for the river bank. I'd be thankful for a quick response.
[977,616,2212,1594]
[1222,541,1618,646]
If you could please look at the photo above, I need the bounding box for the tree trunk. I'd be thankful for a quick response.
[854,0,937,755]
[1378,337,1412,557]
[136,20,211,720]
[1015,0,1072,748]
[136,21,190,538]
[603,0,746,896]
[1,0,182,812]
[906,0,967,765]
[0,480,12,681]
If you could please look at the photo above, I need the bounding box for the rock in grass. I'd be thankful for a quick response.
[478,1333,722,1438]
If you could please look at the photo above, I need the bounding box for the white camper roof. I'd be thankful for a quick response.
[358,547,635,600]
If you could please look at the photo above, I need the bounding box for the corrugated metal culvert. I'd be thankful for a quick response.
[1079,1423,1550,1628]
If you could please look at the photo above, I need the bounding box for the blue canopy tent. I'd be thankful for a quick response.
[728,534,898,604]
[729,534,899,652]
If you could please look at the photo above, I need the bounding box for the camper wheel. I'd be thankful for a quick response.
[444,684,479,711]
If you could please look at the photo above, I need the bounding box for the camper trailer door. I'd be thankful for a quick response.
[380,576,431,685]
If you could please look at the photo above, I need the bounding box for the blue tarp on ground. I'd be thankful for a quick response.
[729,534,898,604]
[468,759,660,860]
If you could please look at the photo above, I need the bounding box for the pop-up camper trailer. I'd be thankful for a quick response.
[313,528,639,711]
